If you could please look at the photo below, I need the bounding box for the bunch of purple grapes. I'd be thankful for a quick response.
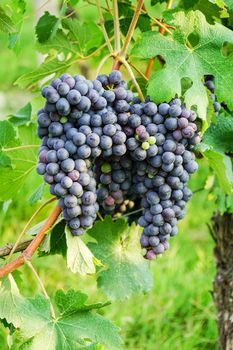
[36,70,200,260]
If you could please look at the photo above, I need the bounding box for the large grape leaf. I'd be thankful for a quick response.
[132,10,233,126]
[0,279,122,350]
[203,113,233,153]
[88,216,153,300]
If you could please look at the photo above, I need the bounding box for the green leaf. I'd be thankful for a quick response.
[225,0,233,10]
[0,124,40,201]
[0,6,16,33]
[132,10,233,126]
[8,103,32,126]
[88,216,153,300]
[36,29,77,56]
[1,283,122,350]
[55,289,109,316]
[203,113,233,153]
[198,143,233,194]
[66,227,96,275]
[0,120,16,149]
[0,275,23,328]
[0,151,11,168]
[35,11,59,43]
[28,183,45,205]
[47,219,67,257]
[62,18,103,55]
[15,57,74,89]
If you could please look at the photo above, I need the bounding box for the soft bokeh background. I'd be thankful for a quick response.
[0,1,218,349]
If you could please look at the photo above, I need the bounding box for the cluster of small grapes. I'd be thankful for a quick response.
[119,98,200,260]
[36,70,200,260]
[204,75,221,115]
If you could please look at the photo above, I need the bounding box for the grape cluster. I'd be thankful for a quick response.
[36,70,200,260]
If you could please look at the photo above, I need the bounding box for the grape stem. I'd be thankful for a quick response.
[0,204,61,279]
[113,0,121,52]
[0,239,33,258]
[6,197,56,261]
[96,53,114,77]
[95,0,114,53]
[112,0,145,70]
[120,57,144,101]
[24,259,56,319]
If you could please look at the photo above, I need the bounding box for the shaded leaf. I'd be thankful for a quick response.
[35,11,59,43]
[36,29,77,55]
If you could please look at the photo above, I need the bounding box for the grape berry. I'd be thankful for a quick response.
[37,70,200,260]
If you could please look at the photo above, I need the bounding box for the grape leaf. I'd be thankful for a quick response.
[28,183,45,205]
[66,227,96,275]
[15,57,74,89]
[203,113,233,153]
[0,283,122,350]
[198,143,233,194]
[55,289,110,315]
[88,216,153,300]
[0,120,16,148]
[36,29,77,56]
[62,18,103,55]
[132,10,233,126]
[0,124,40,201]
[8,103,31,126]
[225,0,233,10]
[35,11,60,43]
[0,6,16,33]
[49,220,67,256]
[0,275,23,328]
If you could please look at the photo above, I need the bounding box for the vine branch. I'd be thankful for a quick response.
[0,204,61,279]
[0,239,32,258]
[112,0,144,70]
[96,0,113,53]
